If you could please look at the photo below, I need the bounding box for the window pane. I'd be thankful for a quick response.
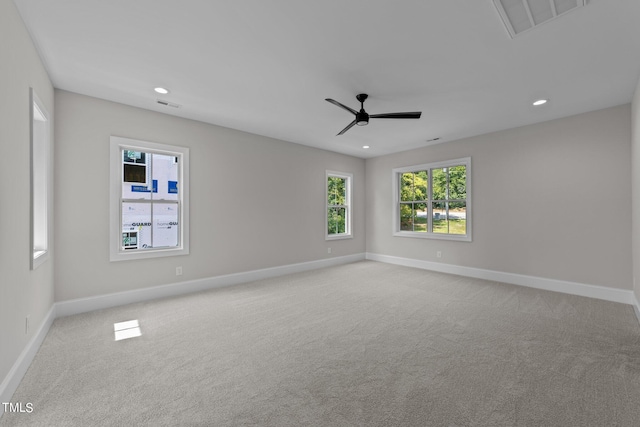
[432,168,447,201]
[123,163,147,183]
[122,202,152,249]
[400,203,413,231]
[152,154,179,201]
[449,201,467,235]
[414,202,427,232]
[432,201,448,234]
[32,113,47,253]
[400,173,414,202]
[327,207,346,234]
[153,203,179,247]
[122,150,151,200]
[328,177,346,206]
[399,203,427,232]
[123,150,146,164]
[123,151,148,184]
[449,165,466,200]
[414,171,428,201]
[122,231,138,250]
[432,201,466,235]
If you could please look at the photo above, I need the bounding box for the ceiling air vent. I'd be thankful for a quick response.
[493,0,586,38]
[156,99,181,108]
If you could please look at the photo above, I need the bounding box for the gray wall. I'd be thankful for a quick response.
[54,90,366,301]
[632,77,640,303]
[366,105,632,290]
[0,0,55,389]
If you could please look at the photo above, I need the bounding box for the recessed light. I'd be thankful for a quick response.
[362,145,370,149]
[154,87,169,94]
[533,99,547,106]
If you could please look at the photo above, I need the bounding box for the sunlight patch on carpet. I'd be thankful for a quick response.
[114,319,141,341]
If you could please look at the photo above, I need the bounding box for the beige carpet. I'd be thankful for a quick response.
[2,261,640,426]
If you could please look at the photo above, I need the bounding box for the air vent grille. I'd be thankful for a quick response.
[157,99,181,108]
[493,0,586,38]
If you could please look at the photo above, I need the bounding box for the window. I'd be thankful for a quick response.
[31,89,50,269]
[392,157,471,241]
[326,171,352,240]
[110,136,189,261]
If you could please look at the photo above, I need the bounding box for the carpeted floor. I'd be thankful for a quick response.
[2,261,640,426]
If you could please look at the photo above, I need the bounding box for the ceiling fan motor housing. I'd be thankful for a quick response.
[356,111,369,126]
[356,94,369,125]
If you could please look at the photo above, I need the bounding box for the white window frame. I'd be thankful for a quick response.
[110,136,190,261]
[30,89,50,269]
[326,170,353,240]
[392,157,471,242]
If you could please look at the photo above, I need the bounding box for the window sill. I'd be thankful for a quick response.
[32,250,49,270]
[393,231,471,242]
[110,246,189,262]
[325,234,353,241]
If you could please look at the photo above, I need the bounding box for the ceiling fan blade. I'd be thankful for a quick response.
[369,112,422,119]
[337,119,357,136]
[326,98,358,115]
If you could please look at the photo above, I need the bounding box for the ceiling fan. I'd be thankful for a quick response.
[325,94,421,136]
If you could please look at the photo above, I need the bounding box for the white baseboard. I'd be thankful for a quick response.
[0,305,56,408]
[366,253,637,306]
[633,294,640,325]
[56,253,366,318]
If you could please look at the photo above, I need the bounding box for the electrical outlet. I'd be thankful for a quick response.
[25,315,30,334]
[328,247,332,254]
[437,251,442,258]
[176,266,183,276]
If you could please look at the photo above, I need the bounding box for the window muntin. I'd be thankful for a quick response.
[110,137,189,261]
[393,158,471,241]
[31,89,50,269]
[326,171,352,240]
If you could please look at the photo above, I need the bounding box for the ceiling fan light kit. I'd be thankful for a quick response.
[325,94,422,136]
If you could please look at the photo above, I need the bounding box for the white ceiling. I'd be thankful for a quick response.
[13,0,640,158]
